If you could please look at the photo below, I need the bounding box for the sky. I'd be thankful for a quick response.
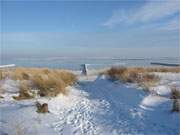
[0,0,180,58]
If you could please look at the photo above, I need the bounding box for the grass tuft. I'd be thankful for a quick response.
[9,67,76,98]
[32,74,66,97]
[171,86,180,99]
[106,67,127,81]
[170,86,180,112]
[106,67,160,90]
[0,71,2,80]
[172,99,180,112]
[13,81,34,100]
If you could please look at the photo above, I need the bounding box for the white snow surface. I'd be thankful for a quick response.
[0,73,179,135]
[0,64,15,69]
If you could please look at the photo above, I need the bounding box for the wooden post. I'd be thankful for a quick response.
[82,64,88,76]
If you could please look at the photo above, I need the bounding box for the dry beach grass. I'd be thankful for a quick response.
[105,66,180,90]
[0,66,180,99]
[106,67,160,82]
[2,67,77,99]
[171,86,180,112]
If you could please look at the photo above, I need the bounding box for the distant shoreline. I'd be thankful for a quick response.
[150,62,180,67]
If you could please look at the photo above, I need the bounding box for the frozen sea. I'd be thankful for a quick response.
[1,57,179,70]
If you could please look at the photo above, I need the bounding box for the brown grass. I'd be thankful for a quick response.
[32,74,66,97]
[146,67,180,73]
[0,71,2,80]
[105,66,180,91]
[106,66,180,76]
[10,67,77,98]
[105,66,161,90]
[13,81,34,100]
[0,83,4,98]
[106,67,127,81]
[171,86,180,99]
[172,99,180,112]
[170,87,180,112]
[0,70,10,80]
[0,80,5,98]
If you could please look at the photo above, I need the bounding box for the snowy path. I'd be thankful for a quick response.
[49,75,179,135]
[0,74,179,135]
[51,89,100,135]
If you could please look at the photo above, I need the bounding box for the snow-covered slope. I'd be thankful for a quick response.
[0,73,179,135]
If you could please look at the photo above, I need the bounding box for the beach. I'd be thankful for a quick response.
[1,1,180,134]
[0,66,179,135]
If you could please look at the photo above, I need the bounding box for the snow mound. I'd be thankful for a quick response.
[140,95,169,109]
[153,85,171,97]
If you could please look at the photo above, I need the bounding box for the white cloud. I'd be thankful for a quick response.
[103,10,128,27]
[160,16,180,30]
[103,1,180,27]
[138,15,180,32]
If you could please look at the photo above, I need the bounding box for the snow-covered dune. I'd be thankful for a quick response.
[0,73,179,135]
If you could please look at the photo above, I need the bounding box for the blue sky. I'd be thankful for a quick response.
[1,0,180,58]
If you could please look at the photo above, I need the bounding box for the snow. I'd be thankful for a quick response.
[0,64,16,69]
[153,85,171,97]
[152,73,180,97]
[0,72,179,135]
[140,95,169,109]
[1,79,19,93]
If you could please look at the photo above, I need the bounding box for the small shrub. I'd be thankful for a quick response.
[32,74,66,97]
[171,86,180,99]
[136,74,159,90]
[141,73,159,83]
[172,99,180,112]
[106,67,160,91]
[107,67,127,80]
[106,67,159,83]
[126,71,139,83]
[0,86,5,99]
[165,85,179,112]
[8,67,77,98]
[21,72,30,80]
[0,85,4,98]
[0,71,2,80]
